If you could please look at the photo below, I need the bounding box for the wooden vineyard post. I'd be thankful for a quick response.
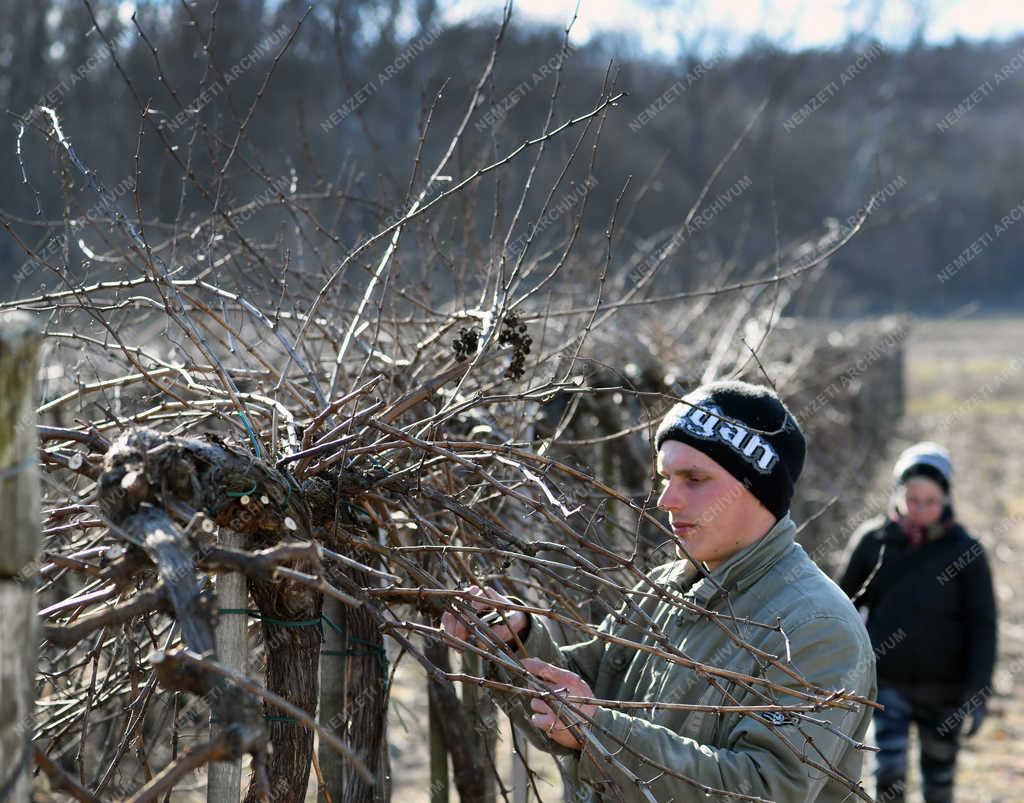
[460,654,495,803]
[428,688,449,803]
[0,311,41,802]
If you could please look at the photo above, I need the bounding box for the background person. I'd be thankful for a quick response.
[839,442,998,803]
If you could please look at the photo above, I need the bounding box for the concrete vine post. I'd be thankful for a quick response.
[208,529,248,803]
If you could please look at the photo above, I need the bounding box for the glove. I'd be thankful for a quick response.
[964,703,987,737]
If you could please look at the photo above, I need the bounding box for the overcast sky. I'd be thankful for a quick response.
[443,0,1024,57]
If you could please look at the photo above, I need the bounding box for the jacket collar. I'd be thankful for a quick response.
[669,515,797,609]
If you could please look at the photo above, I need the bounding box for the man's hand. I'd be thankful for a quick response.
[522,657,596,751]
[439,585,528,646]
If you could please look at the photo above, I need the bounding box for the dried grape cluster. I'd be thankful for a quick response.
[451,314,532,380]
[498,313,532,380]
[452,326,479,361]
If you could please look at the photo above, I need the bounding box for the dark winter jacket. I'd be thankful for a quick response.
[838,516,997,705]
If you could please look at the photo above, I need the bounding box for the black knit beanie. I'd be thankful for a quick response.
[655,380,806,520]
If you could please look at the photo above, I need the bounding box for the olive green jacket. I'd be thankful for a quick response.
[497,516,877,802]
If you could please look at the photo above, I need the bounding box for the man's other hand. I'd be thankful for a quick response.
[522,657,596,751]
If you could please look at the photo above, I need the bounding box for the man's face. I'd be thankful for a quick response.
[656,440,777,569]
